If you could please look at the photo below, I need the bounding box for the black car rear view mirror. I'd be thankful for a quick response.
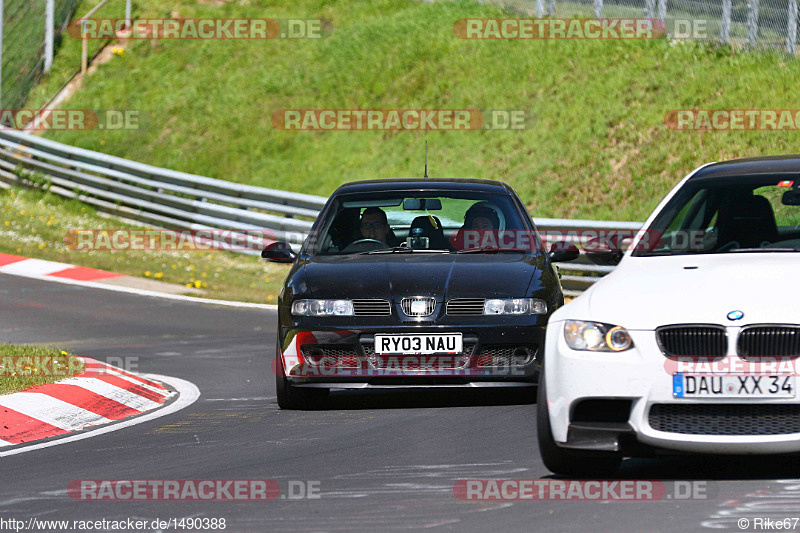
[403,198,442,210]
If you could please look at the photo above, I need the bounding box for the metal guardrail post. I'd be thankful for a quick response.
[722,0,731,43]
[45,0,54,73]
[594,0,603,19]
[787,0,798,55]
[81,21,88,74]
[645,0,655,19]
[79,0,112,74]
[657,0,666,23]
[746,0,760,50]
[0,0,4,108]
[536,0,544,17]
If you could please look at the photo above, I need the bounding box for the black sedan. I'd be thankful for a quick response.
[262,178,579,409]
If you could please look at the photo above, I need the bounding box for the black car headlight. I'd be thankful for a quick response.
[483,298,547,315]
[291,299,354,316]
[563,320,634,352]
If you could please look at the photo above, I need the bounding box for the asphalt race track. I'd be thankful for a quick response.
[2,273,799,532]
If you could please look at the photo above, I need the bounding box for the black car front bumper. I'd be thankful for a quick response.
[277,319,546,388]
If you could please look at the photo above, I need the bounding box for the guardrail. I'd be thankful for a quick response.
[0,128,641,296]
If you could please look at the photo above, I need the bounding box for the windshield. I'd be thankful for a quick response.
[304,190,540,256]
[632,176,800,257]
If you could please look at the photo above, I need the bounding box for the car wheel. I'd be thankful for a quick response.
[275,350,329,410]
[536,369,622,477]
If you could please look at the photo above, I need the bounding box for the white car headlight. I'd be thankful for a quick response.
[564,320,634,352]
[291,299,354,316]
[483,298,547,315]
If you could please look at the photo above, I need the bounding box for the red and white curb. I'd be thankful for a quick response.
[0,357,174,447]
[0,252,276,309]
[0,252,122,282]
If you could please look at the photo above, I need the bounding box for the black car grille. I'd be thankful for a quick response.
[300,345,359,357]
[476,345,538,367]
[649,403,800,435]
[656,325,727,357]
[738,325,800,357]
[400,297,436,317]
[300,345,361,368]
[446,299,485,316]
[352,299,391,316]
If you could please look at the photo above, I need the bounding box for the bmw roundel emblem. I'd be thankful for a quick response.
[727,310,744,321]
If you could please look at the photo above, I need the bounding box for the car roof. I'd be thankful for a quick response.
[331,178,515,195]
[691,154,800,181]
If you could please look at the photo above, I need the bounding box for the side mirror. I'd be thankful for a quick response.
[585,249,624,266]
[261,241,297,263]
[584,234,626,266]
[547,241,580,263]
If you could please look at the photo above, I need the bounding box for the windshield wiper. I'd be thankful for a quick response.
[728,247,800,253]
[635,249,686,257]
[358,247,451,255]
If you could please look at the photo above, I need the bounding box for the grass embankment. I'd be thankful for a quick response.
[0,187,290,303]
[0,344,84,395]
[25,0,800,223]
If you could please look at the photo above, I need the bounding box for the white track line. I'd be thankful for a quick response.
[0,393,112,430]
[0,374,200,457]
[52,377,162,411]
[0,268,277,310]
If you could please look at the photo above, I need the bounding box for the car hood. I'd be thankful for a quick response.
[559,253,800,330]
[302,253,541,300]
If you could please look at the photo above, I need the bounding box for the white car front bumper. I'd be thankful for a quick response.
[545,321,800,455]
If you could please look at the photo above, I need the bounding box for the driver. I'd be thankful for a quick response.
[465,205,499,230]
[450,203,501,250]
[360,207,391,244]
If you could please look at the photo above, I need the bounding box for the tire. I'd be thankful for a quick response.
[275,348,328,410]
[536,368,622,477]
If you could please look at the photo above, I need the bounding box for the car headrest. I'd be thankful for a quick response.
[410,215,444,234]
[717,193,779,248]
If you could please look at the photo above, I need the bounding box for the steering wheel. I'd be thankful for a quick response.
[340,239,387,253]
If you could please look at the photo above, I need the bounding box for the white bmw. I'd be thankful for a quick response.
[538,156,800,476]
